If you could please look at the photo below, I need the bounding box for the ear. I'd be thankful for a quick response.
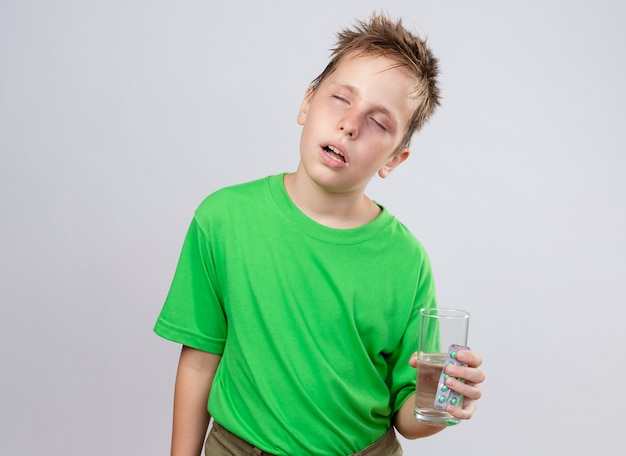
[297,86,316,125]
[378,148,410,178]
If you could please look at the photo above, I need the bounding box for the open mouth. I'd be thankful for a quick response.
[323,145,346,163]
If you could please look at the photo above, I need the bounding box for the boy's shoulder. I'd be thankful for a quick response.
[200,174,271,203]
[194,174,279,220]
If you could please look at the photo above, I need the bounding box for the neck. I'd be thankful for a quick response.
[283,168,381,229]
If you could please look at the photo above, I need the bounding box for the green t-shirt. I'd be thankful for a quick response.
[154,174,437,455]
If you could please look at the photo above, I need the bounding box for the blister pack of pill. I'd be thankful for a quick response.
[433,344,469,410]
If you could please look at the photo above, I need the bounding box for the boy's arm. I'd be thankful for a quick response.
[171,345,222,456]
[394,350,485,439]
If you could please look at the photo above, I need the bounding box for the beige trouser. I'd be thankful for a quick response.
[204,422,403,456]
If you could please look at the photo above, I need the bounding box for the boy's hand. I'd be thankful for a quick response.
[409,350,485,420]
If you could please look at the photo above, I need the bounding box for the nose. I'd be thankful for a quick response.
[338,112,360,138]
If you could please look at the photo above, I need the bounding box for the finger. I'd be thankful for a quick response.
[444,377,482,401]
[446,398,476,420]
[456,350,483,368]
[444,364,486,385]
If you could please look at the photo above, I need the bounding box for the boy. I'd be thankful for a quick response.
[155,13,485,456]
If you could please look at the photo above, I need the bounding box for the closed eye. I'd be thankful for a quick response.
[370,117,387,131]
[332,95,349,104]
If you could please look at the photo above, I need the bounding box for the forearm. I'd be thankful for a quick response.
[171,346,222,456]
[393,393,445,440]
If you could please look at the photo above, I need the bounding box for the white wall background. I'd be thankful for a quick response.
[1,0,624,454]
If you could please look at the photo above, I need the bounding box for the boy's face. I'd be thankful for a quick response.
[297,53,418,195]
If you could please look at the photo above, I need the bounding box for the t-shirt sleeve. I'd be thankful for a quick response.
[387,254,438,413]
[153,217,227,354]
